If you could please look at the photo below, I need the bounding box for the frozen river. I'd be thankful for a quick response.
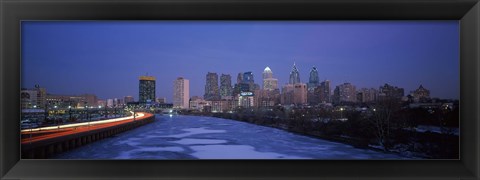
[54,115,407,159]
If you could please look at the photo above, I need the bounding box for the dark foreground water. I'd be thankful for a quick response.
[54,115,407,159]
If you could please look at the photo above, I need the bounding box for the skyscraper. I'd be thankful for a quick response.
[293,83,308,105]
[173,77,190,109]
[204,72,220,100]
[307,66,320,105]
[263,67,273,79]
[242,72,258,92]
[308,66,319,91]
[236,72,243,84]
[139,76,156,103]
[289,62,301,84]
[317,80,331,103]
[243,72,254,84]
[220,74,233,99]
[262,67,278,91]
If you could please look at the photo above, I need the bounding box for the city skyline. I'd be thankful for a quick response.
[21,21,459,101]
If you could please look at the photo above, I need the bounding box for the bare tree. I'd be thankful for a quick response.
[370,98,400,151]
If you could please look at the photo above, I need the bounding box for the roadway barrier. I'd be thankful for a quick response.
[21,112,155,159]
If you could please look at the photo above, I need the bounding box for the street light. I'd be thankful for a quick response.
[68,105,72,123]
[54,105,59,129]
[340,107,344,119]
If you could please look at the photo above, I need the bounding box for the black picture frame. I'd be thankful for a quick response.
[1,0,479,179]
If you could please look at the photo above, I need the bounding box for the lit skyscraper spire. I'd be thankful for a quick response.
[263,66,278,91]
[289,62,300,84]
[263,66,273,79]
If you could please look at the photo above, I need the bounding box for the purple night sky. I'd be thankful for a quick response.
[21,21,459,102]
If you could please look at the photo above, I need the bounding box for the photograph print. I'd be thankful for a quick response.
[20,21,459,159]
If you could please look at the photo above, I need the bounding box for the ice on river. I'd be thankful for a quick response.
[53,115,409,159]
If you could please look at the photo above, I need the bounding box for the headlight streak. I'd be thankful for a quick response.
[21,112,145,133]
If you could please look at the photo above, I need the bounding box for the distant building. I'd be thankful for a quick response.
[20,85,47,109]
[378,83,404,100]
[139,76,156,103]
[411,85,430,102]
[262,67,278,91]
[173,77,190,109]
[307,66,320,105]
[156,97,167,104]
[307,66,319,92]
[21,89,38,109]
[317,80,331,103]
[289,62,301,84]
[220,74,233,99]
[97,100,106,107]
[107,99,114,108]
[242,71,259,92]
[333,83,357,103]
[82,94,98,107]
[236,72,243,84]
[189,96,209,111]
[293,83,308,105]
[281,84,295,105]
[204,72,220,100]
[257,67,280,107]
[238,95,255,108]
[45,94,98,108]
[255,89,281,108]
[124,96,134,104]
[356,88,378,103]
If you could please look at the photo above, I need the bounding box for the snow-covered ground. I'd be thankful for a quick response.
[414,125,459,136]
[53,115,409,159]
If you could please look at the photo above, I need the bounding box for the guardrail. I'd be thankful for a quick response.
[21,112,155,159]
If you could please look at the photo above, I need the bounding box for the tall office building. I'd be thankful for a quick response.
[293,83,308,105]
[289,62,301,84]
[236,72,243,84]
[307,66,319,92]
[281,84,295,105]
[333,83,357,103]
[220,74,233,99]
[173,77,190,109]
[317,80,331,103]
[241,72,259,92]
[204,72,220,100]
[139,76,156,103]
[262,67,278,91]
[307,66,320,105]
